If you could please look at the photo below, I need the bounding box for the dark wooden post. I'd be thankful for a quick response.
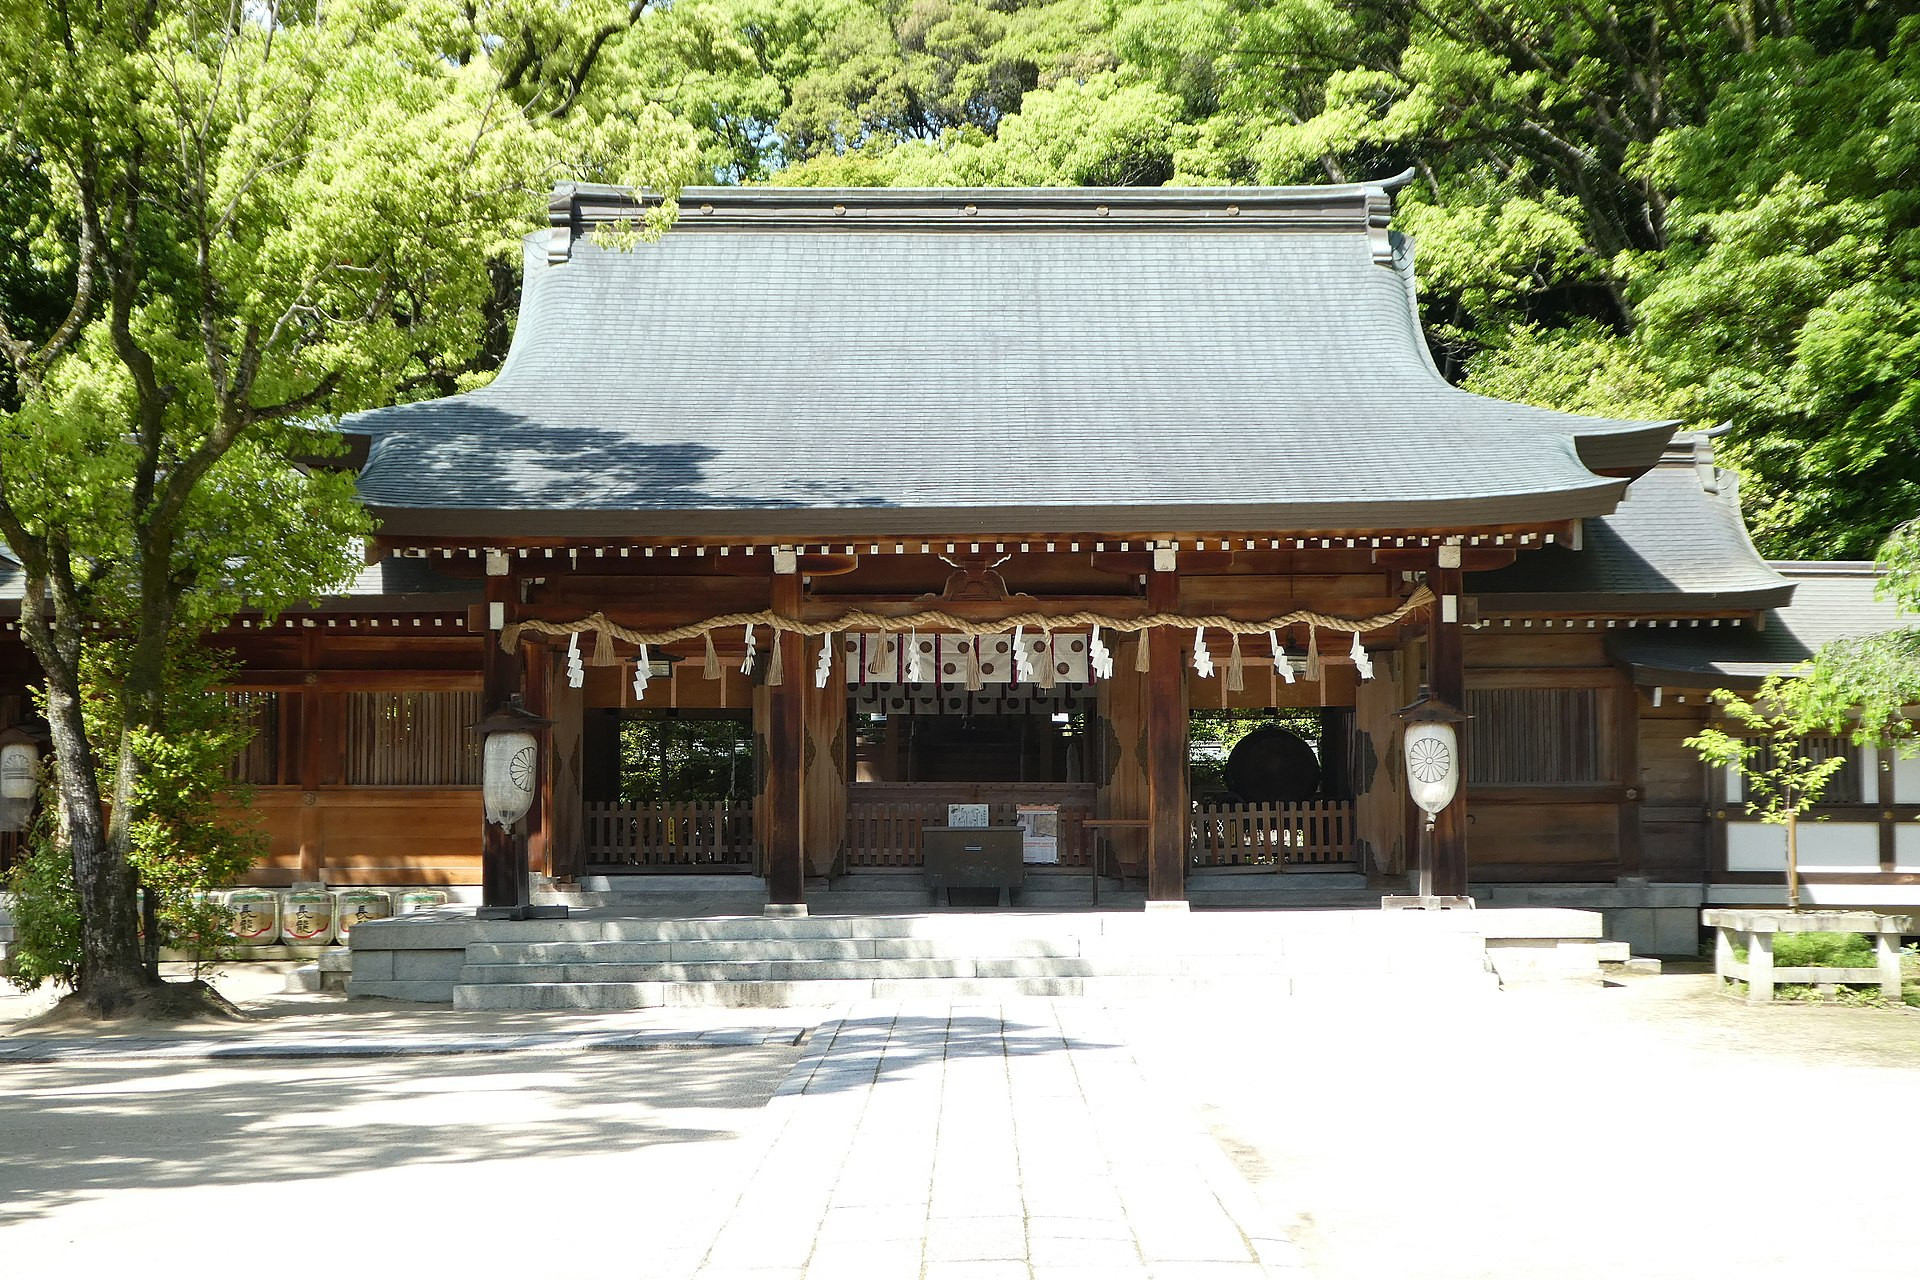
[523,644,550,876]
[1145,567,1188,904]
[764,571,807,912]
[481,568,525,911]
[1428,563,1468,897]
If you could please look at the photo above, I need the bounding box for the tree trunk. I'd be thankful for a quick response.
[16,562,153,1015]
[1785,810,1800,911]
[108,534,182,979]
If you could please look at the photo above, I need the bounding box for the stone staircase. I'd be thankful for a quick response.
[430,910,1504,1010]
[540,866,1378,917]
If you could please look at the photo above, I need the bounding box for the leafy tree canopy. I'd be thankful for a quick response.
[607,0,1920,557]
[0,0,698,1012]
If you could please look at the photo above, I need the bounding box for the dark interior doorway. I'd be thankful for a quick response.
[582,709,753,805]
[1189,707,1355,803]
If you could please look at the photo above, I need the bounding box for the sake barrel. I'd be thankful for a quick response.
[227,890,280,945]
[333,890,391,942]
[394,889,449,915]
[278,890,336,945]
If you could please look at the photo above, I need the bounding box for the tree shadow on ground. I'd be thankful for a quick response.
[0,1044,794,1228]
[791,1010,1122,1095]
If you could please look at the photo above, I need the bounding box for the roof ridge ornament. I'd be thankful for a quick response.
[542,176,1426,246]
[1364,168,1417,266]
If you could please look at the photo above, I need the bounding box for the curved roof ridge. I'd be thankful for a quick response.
[354,183,1678,538]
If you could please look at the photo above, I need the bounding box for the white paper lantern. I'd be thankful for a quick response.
[482,731,539,827]
[472,697,551,829]
[1403,720,1460,815]
[0,740,39,802]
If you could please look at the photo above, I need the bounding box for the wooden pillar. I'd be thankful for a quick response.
[1145,569,1188,902]
[524,646,550,875]
[1428,564,1467,897]
[292,692,321,882]
[1352,650,1408,879]
[764,573,806,909]
[545,649,585,883]
[1614,680,1643,879]
[481,571,525,911]
[1095,639,1150,876]
[803,654,847,875]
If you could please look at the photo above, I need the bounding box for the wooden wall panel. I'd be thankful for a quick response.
[1638,697,1711,879]
[1468,801,1618,878]
[1352,651,1411,876]
[1185,661,1358,710]
[593,660,750,711]
[1465,633,1611,669]
[341,691,482,785]
[226,787,483,886]
[1465,687,1608,783]
[1179,574,1401,614]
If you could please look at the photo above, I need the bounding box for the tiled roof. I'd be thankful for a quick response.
[1468,443,1794,614]
[1608,562,1915,685]
[353,183,1673,538]
[0,554,477,614]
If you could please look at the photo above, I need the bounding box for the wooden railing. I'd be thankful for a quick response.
[846,783,1096,868]
[1190,800,1353,867]
[584,801,754,870]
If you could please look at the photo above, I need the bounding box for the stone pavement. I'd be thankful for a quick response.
[662,1000,1308,1280]
[0,1024,802,1062]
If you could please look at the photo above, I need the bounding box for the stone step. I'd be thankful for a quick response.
[456,941,1478,985]
[451,970,1502,1011]
[461,929,1484,968]
[456,953,1320,986]
[443,911,1498,945]
[465,936,1093,965]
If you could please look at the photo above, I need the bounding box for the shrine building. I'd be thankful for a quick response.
[10,180,1913,948]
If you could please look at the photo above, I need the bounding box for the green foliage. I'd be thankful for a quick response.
[620,715,755,803]
[1762,520,1920,753]
[575,0,1920,559]
[1745,931,1878,969]
[79,643,264,973]
[1687,687,1851,827]
[0,0,701,1003]
[3,820,81,991]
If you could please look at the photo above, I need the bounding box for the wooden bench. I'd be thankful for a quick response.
[921,826,1024,907]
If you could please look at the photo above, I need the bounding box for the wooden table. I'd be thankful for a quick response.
[1080,819,1150,906]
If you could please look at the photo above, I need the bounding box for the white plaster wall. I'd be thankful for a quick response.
[1708,882,1920,906]
[1725,822,1783,871]
[1725,821,1880,873]
[1896,752,1920,804]
[1896,824,1920,870]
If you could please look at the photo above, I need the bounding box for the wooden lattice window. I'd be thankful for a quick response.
[1465,687,1609,784]
[1737,735,1863,805]
[224,692,280,785]
[343,691,483,786]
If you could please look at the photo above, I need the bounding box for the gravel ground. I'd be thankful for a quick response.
[1122,972,1920,1280]
[6,964,1916,1278]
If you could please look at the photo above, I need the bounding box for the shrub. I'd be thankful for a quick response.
[1733,930,1877,968]
[4,828,82,991]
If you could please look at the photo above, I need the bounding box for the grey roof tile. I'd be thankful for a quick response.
[1609,563,1916,684]
[352,185,1672,537]
[1469,457,1793,612]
